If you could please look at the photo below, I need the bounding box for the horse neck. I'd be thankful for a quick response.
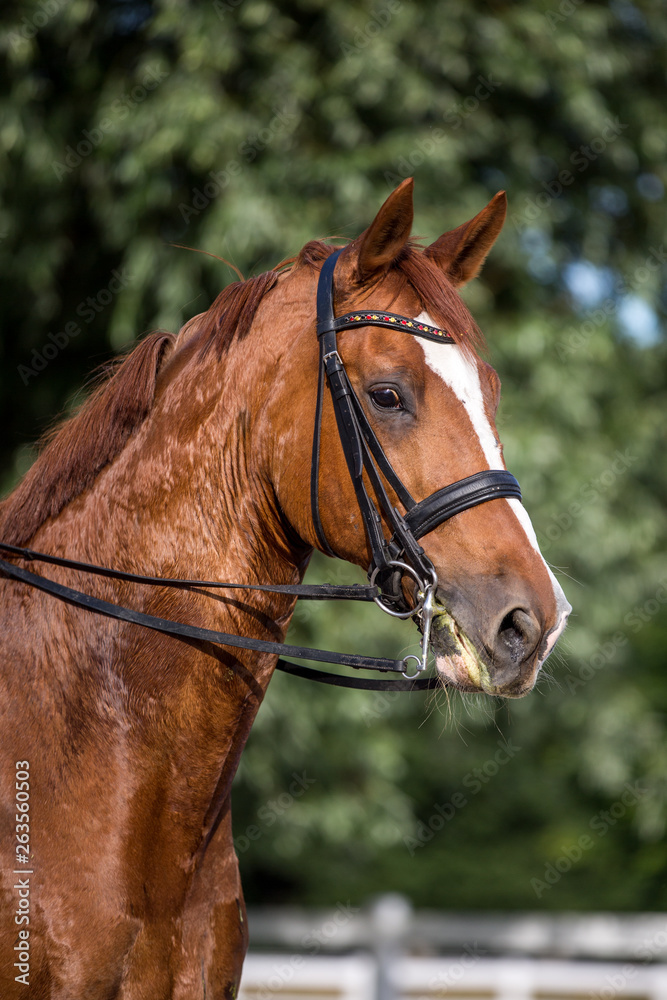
[30,315,310,654]
[0,284,318,867]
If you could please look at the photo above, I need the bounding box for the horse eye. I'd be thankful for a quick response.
[370,387,403,410]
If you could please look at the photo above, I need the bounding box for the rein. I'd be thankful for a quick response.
[0,248,522,694]
[0,544,437,691]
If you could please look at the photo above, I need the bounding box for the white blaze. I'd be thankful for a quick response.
[414,312,571,648]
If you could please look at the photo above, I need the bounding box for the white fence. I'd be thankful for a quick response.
[240,954,667,1000]
[239,902,667,1000]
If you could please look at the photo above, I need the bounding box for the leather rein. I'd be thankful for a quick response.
[0,248,522,693]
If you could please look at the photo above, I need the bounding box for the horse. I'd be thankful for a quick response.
[0,178,570,999]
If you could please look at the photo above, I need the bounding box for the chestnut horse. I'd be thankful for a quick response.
[0,180,569,999]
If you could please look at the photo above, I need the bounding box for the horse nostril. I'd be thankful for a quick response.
[497,608,541,665]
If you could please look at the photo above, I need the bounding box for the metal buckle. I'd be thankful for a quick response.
[322,350,342,370]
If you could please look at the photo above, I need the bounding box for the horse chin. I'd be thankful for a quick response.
[430,610,536,699]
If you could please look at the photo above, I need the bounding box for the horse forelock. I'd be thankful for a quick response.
[285,239,485,356]
[395,244,485,357]
[195,238,482,359]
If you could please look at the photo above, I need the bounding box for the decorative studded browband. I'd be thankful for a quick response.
[331,310,455,345]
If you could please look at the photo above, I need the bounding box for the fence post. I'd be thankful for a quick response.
[370,893,412,1000]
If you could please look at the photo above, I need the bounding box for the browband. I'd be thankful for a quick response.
[332,310,455,345]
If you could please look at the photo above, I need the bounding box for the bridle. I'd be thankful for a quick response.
[0,248,521,693]
[309,247,521,674]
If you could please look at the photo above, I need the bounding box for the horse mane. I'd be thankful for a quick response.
[0,268,283,547]
[0,333,175,547]
[205,268,280,357]
[0,238,481,547]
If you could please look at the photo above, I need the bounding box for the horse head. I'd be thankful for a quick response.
[270,179,570,698]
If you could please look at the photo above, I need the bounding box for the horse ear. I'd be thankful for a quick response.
[424,191,507,286]
[356,177,414,282]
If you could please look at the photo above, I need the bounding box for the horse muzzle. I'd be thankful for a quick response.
[428,584,569,698]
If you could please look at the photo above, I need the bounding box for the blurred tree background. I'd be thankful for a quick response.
[1,0,666,910]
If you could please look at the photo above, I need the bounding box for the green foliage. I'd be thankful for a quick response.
[1,0,666,909]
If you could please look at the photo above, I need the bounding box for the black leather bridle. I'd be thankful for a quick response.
[0,248,521,693]
[309,248,521,675]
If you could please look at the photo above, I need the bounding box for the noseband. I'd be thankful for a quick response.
[310,248,521,665]
[0,249,522,692]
